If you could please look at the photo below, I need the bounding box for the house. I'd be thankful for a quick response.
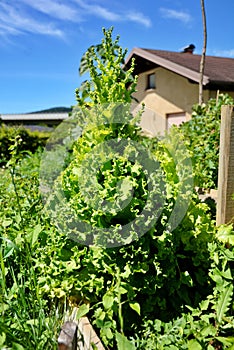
[125,46,234,134]
[0,107,71,131]
[1,112,68,128]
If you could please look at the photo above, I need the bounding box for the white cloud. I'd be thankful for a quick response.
[20,0,80,21]
[74,0,151,27]
[0,0,151,40]
[0,22,22,36]
[160,7,192,24]
[126,12,151,28]
[0,2,64,38]
[212,49,234,58]
[74,0,121,21]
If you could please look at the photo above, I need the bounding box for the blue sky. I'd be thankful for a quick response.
[0,0,233,114]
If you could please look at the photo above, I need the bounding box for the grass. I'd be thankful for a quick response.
[0,149,64,349]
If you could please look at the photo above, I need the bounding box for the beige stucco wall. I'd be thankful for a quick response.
[134,67,212,115]
[132,67,234,135]
[133,67,211,134]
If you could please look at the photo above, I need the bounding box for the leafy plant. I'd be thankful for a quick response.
[75,27,137,108]
[133,238,234,350]
[0,144,63,349]
[39,126,217,347]
[0,124,50,166]
[2,27,233,350]
[37,27,224,350]
[179,93,234,189]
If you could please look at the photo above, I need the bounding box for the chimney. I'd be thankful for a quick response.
[182,44,195,54]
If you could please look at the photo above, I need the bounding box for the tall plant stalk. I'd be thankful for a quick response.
[199,0,207,105]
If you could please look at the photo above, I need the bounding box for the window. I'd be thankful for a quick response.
[147,73,156,89]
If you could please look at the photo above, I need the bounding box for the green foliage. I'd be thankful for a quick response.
[56,104,164,247]
[75,27,137,107]
[1,27,234,350]
[37,192,217,349]
[38,27,225,349]
[0,147,62,349]
[0,124,50,166]
[116,331,136,350]
[179,93,234,189]
[216,225,234,246]
[133,240,234,349]
[39,124,216,348]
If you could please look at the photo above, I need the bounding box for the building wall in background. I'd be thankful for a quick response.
[133,67,234,135]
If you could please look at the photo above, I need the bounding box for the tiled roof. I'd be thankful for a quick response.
[125,48,234,86]
[145,49,234,83]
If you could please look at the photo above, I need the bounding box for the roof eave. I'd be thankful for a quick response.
[125,47,210,86]
[0,113,68,121]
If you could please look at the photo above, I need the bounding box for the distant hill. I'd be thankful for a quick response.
[29,107,72,114]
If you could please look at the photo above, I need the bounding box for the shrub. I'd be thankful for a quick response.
[179,93,234,189]
[133,236,234,350]
[0,151,61,349]
[0,124,50,165]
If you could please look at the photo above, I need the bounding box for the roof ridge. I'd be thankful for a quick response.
[140,47,234,60]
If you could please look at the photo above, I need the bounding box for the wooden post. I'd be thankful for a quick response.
[77,317,105,350]
[58,321,77,350]
[216,105,234,226]
[58,315,105,350]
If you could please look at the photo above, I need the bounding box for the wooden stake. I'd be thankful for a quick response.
[58,322,77,350]
[216,105,234,226]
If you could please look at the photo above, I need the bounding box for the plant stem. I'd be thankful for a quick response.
[10,167,23,224]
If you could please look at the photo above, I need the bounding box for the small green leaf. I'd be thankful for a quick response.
[116,332,136,350]
[103,294,114,309]
[216,283,233,324]
[129,302,141,316]
[1,237,18,259]
[200,299,210,311]
[26,224,42,246]
[0,332,6,346]
[200,325,216,337]
[31,224,42,246]
[118,286,128,294]
[2,219,13,227]
[188,339,202,350]
[102,327,114,340]
[12,343,25,350]
[26,318,39,326]
[76,304,89,319]
[215,336,234,346]
[207,345,215,350]
[0,303,9,312]
[216,225,234,245]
